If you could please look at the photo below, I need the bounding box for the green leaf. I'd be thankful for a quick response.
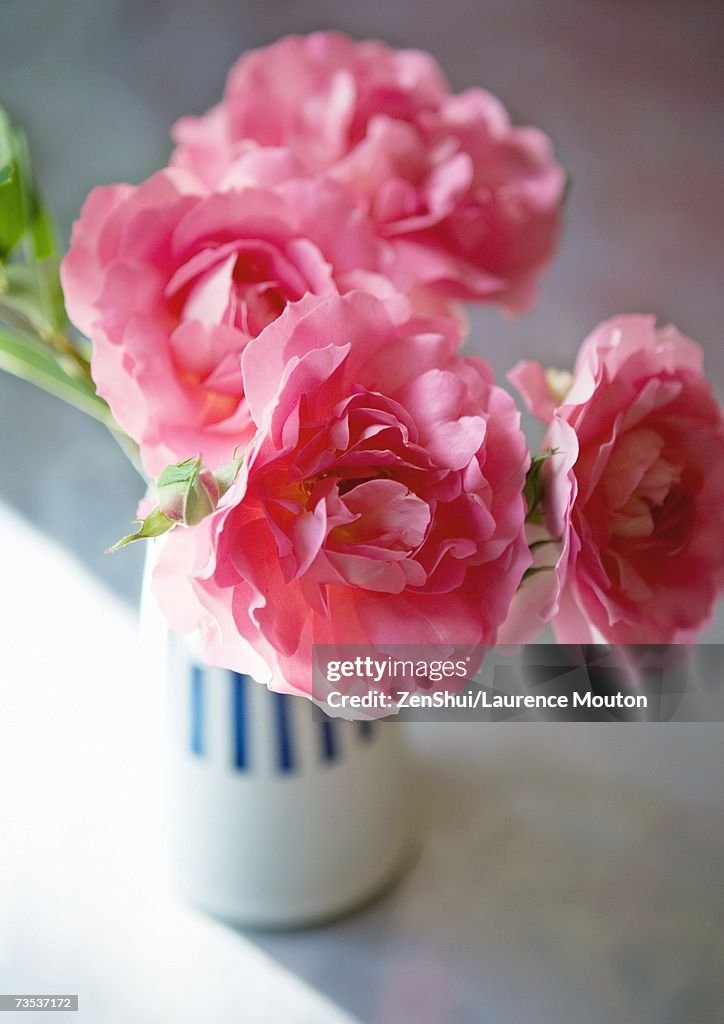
[0,108,27,257]
[524,448,557,523]
[0,107,14,184]
[107,507,174,554]
[0,164,24,257]
[1,259,67,337]
[156,455,219,525]
[2,262,55,336]
[34,253,68,330]
[156,455,202,489]
[0,325,112,425]
[0,107,60,261]
[28,197,60,261]
[14,129,61,262]
[215,450,245,496]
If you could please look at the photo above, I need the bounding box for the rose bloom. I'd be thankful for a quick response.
[172,31,565,311]
[153,292,531,696]
[508,316,724,645]
[61,160,399,476]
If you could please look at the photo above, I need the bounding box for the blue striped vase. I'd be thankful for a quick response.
[143,552,413,928]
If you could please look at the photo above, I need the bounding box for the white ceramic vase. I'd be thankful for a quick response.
[142,548,413,929]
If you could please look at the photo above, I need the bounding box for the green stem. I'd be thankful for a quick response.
[0,323,147,481]
[110,426,146,482]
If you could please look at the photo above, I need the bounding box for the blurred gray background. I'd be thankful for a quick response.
[1,0,723,603]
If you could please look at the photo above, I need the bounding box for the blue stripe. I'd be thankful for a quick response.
[231,672,248,770]
[319,717,337,762]
[190,665,204,756]
[273,692,295,772]
[357,720,374,742]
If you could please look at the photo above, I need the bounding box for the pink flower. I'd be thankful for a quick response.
[61,163,398,476]
[153,292,531,696]
[508,316,724,645]
[172,32,565,311]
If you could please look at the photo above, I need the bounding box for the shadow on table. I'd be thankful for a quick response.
[248,729,724,1024]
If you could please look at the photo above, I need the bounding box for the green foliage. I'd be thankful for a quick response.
[2,260,67,337]
[0,324,111,425]
[524,448,557,523]
[109,454,245,554]
[0,104,120,450]
[214,450,245,496]
[0,107,62,260]
[107,507,175,554]
[0,107,26,256]
[156,456,216,526]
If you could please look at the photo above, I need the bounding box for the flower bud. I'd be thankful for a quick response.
[156,457,220,526]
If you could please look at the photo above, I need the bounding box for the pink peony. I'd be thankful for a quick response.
[61,162,399,476]
[172,31,566,311]
[508,316,724,645]
[152,292,531,696]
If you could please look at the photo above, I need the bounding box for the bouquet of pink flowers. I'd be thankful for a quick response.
[2,32,723,702]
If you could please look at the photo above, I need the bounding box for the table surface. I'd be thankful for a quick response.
[1,502,723,1024]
